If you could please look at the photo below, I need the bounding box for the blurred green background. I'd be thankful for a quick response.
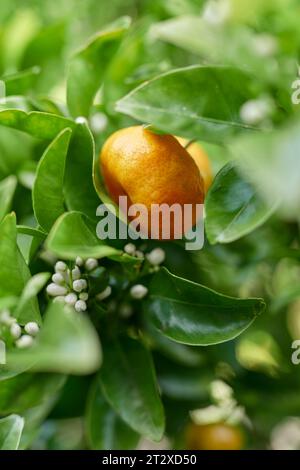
[1,0,300,451]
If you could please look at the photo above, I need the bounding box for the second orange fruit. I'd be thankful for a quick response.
[175,137,213,193]
[186,422,244,450]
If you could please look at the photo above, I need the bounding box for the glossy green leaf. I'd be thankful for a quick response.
[28,97,66,115]
[143,268,265,345]
[0,373,65,414]
[0,127,33,179]
[0,96,33,113]
[15,272,50,325]
[17,225,46,239]
[0,365,31,384]
[0,213,40,322]
[33,128,72,232]
[116,65,259,143]
[205,162,276,244]
[21,22,66,94]
[64,120,100,220]
[0,109,74,140]
[99,336,165,441]
[46,211,120,260]
[86,380,139,450]
[67,17,131,117]
[0,415,24,450]
[22,22,66,69]
[7,302,102,375]
[2,67,40,95]
[0,175,17,222]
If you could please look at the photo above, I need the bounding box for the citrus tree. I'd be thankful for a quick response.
[0,0,300,450]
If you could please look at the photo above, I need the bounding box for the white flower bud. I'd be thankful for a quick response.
[130,284,148,300]
[55,261,67,273]
[53,296,66,304]
[73,279,87,292]
[146,248,165,266]
[79,292,89,301]
[47,283,68,297]
[24,322,39,337]
[85,258,98,271]
[96,286,112,301]
[64,293,78,306]
[135,250,144,259]
[124,243,136,255]
[52,273,65,285]
[75,300,87,312]
[71,266,81,280]
[16,335,34,349]
[240,99,271,125]
[10,323,21,339]
[75,256,84,266]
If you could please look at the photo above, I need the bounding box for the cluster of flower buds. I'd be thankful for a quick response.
[0,310,39,349]
[46,257,98,312]
[124,243,166,268]
[190,380,247,427]
[123,243,145,260]
[123,245,166,301]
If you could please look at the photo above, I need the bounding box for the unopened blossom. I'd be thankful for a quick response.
[85,258,98,271]
[75,300,87,312]
[24,322,40,336]
[10,323,21,339]
[16,335,34,349]
[130,284,148,300]
[146,248,165,266]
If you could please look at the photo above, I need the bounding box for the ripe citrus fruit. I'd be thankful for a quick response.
[175,137,213,193]
[100,126,205,239]
[186,422,244,450]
